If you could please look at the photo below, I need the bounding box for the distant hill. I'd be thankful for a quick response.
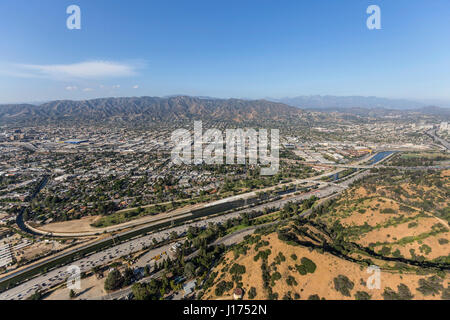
[269,95,450,118]
[271,95,444,110]
[271,95,426,110]
[1,95,447,126]
[0,96,306,126]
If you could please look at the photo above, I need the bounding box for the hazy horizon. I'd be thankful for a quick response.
[1,94,449,110]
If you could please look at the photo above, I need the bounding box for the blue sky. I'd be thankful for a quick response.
[0,0,449,104]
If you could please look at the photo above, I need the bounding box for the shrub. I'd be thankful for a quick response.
[379,246,391,256]
[271,272,282,285]
[416,276,444,296]
[248,287,257,299]
[301,257,317,274]
[333,275,354,297]
[254,249,271,261]
[354,291,371,300]
[230,263,246,275]
[392,249,402,258]
[295,264,307,275]
[380,208,396,214]
[419,244,432,255]
[294,257,316,275]
[286,275,298,286]
[382,284,414,300]
[274,252,286,265]
[104,269,124,291]
[442,288,450,300]
[268,292,279,300]
[282,293,292,300]
[214,281,233,296]
[397,284,414,300]
[408,222,418,228]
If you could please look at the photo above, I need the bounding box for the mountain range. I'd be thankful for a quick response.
[270,95,449,111]
[0,96,305,126]
[1,95,448,126]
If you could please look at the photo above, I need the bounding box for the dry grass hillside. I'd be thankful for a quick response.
[201,169,450,300]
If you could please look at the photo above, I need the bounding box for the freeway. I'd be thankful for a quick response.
[0,174,348,300]
[0,152,381,297]
[427,129,450,151]
[95,243,177,301]
[17,152,384,238]
[24,180,324,238]
[93,187,349,301]
[94,227,262,301]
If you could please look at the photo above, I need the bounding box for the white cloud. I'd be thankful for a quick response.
[65,86,78,91]
[133,85,139,89]
[83,88,94,92]
[112,84,121,89]
[10,61,139,79]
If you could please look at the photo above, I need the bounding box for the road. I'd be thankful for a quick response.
[25,180,324,238]
[0,175,347,300]
[95,222,279,300]
[93,243,177,301]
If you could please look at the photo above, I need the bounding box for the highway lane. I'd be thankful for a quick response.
[1,141,444,299]
[101,190,346,301]
[26,179,325,238]
[94,243,177,301]
[0,149,394,300]
[0,152,385,300]
[0,181,319,288]
[95,221,280,300]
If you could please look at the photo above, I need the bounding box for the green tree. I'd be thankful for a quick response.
[104,269,124,291]
[184,262,196,279]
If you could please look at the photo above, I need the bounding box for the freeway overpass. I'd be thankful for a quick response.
[427,129,450,151]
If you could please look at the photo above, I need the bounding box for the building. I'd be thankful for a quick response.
[183,280,196,296]
[0,243,13,268]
